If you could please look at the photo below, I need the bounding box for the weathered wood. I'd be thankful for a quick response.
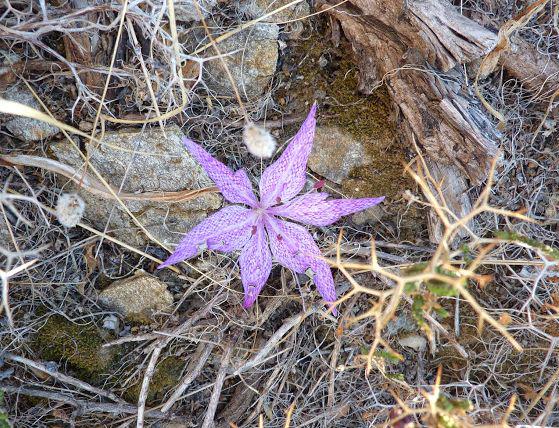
[62,0,104,92]
[500,36,559,101]
[319,0,503,241]
[320,0,499,183]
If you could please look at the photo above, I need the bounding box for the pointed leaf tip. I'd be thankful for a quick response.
[182,137,258,206]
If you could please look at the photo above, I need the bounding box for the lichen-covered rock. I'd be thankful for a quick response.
[2,84,59,141]
[174,0,216,22]
[98,272,173,318]
[49,125,222,247]
[205,23,279,99]
[308,126,372,184]
[124,357,184,404]
[239,0,310,23]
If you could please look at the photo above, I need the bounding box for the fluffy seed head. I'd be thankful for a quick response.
[56,193,85,228]
[243,122,276,158]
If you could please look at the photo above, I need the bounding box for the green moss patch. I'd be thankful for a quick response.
[32,315,115,382]
[124,357,184,404]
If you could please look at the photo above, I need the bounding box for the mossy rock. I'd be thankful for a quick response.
[32,315,115,382]
[124,357,184,404]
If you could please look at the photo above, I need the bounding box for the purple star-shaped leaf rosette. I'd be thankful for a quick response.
[159,104,384,311]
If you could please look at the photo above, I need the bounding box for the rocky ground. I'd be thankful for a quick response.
[0,0,558,427]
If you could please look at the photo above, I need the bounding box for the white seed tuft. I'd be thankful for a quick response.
[243,122,276,158]
[56,193,85,228]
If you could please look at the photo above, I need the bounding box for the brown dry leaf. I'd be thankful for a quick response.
[182,60,200,89]
[84,241,99,278]
[475,274,494,289]
[335,317,347,338]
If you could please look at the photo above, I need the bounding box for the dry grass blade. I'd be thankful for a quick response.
[1,154,218,202]
[0,259,37,327]
[201,339,235,428]
[161,342,216,413]
[4,353,125,404]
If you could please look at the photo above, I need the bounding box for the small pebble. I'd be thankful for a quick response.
[102,315,119,332]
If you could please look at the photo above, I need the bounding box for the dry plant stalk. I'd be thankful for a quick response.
[326,147,537,375]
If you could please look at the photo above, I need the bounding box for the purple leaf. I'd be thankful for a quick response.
[239,222,272,308]
[258,103,317,207]
[158,205,254,268]
[266,217,337,306]
[159,104,385,313]
[270,193,385,226]
[310,259,337,304]
[265,217,321,274]
[332,196,386,217]
[183,138,258,207]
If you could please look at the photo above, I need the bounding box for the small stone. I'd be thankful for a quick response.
[308,126,372,184]
[98,272,174,318]
[398,334,427,352]
[0,215,14,253]
[78,120,94,132]
[239,0,310,23]
[102,315,120,332]
[174,0,217,22]
[385,312,417,337]
[204,23,279,99]
[2,84,59,141]
[351,204,386,225]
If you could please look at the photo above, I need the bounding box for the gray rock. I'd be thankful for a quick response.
[102,314,120,331]
[174,0,217,22]
[308,126,372,184]
[239,0,310,23]
[2,84,59,141]
[50,125,222,247]
[384,312,416,337]
[98,271,173,318]
[205,23,279,99]
[351,204,386,225]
